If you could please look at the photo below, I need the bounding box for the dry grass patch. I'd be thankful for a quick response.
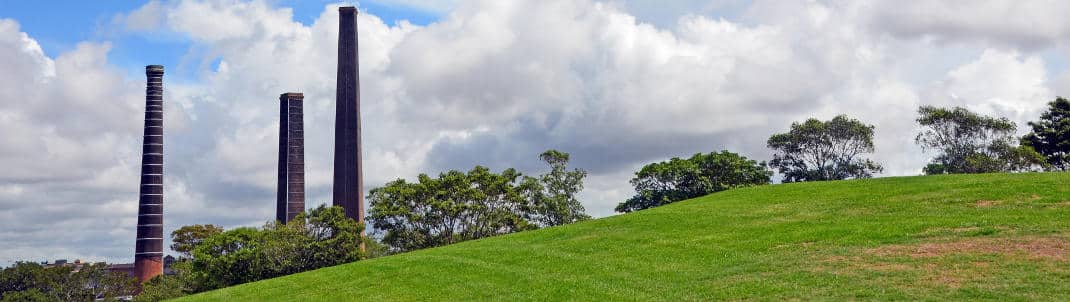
[870,236,1070,261]
[823,234,1070,289]
[974,194,1043,208]
[1042,200,1070,208]
[914,226,1006,238]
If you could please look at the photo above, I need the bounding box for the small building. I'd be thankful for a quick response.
[108,255,175,279]
[107,263,136,278]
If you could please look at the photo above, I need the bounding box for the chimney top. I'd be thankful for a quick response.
[145,65,164,73]
[339,6,356,13]
[280,92,304,99]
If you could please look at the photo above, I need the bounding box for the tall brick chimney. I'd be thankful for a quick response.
[334,6,365,226]
[134,65,165,283]
[277,92,305,224]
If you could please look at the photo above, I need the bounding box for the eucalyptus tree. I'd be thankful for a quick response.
[916,106,1046,174]
[615,151,771,213]
[767,115,883,182]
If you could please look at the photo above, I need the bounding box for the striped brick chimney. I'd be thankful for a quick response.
[134,65,164,283]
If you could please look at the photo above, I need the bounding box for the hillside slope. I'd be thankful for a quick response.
[179,173,1070,301]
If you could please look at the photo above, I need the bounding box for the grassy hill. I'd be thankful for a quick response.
[177,173,1070,301]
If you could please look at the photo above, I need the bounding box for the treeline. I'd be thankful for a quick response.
[0,262,136,301]
[1,150,587,301]
[135,206,365,301]
[368,150,589,252]
[616,98,1070,212]
[134,150,586,300]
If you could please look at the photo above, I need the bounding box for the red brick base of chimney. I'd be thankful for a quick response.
[134,255,163,283]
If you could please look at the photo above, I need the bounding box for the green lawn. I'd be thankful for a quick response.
[177,173,1070,301]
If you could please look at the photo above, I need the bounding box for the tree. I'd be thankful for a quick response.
[1022,97,1070,170]
[527,150,590,227]
[368,150,591,252]
[291,205,363,270]
[0,289,51,302]
[138,225,226,300]
[134,274,189,302]
[916,105,1046,174]
[189,227,263,291]
[187,206,363,292]
[0,262,49,298]
[615,151,771,213]
[170,224,223,259]
[362,237,393,259]
[76,263,138,301]
[1,262,136,302]
[134,260,196,302]
[767,115,883,182]
[368,166,534,252]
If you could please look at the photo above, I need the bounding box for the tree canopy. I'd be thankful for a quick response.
[615,151,771,213]
[915,105,1046,174]
[526,150,590,227]
[188,205,363,292]
[1022,97,1070,170]
[368,166,536,252]
[368,149,589,252]
[767,115,883,182]
[170,224,223,259]
[0,262,137,302]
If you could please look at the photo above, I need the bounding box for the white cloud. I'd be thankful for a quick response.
[121,0,164,32]
[925,49,1052,127]
[865,0,1070,50]
[1056,71,1070,97]
[609,0,751,28]
[0,19,149,264]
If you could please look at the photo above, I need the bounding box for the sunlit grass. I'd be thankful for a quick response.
[177,172,1070,301]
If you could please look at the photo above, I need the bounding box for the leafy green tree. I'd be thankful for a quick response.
[186,206,364,292]
[170,224,223,259]
[134,274,189,302]
[616,151,771,213]
[189,227,264,291]
[916,106,1046,174]
[368,150,591,252]
[369,166,534,252]
[135,229,210,301]
[258,220,307,277]
[362,236,393,259]
[0,289,51,302]
[291,205,363,270]
[767,115,883,182]
[1022,97,1070,170]
[1,261,136,302]
[527,150,590,227]
[0,262,49,298]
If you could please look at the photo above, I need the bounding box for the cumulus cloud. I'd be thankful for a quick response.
[2,0,1069,264]
[0,19,146,264]
[865,0,1070,50]
[928,49,1051,121]
[1056,72,1070,97]
[121,0,165,32]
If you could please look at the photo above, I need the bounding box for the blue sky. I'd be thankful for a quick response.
[0,0,441,82]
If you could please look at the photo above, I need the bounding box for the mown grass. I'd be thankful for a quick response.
[177,172,1070,301]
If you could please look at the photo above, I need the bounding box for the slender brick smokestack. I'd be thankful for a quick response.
[277,92,305,224]
[134,65,164,283]
[334,6,364,226]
